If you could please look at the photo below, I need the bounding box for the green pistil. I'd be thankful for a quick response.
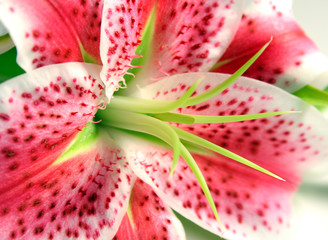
[100,108,182,169]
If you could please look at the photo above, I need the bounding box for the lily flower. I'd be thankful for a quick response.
[1,1,328,240]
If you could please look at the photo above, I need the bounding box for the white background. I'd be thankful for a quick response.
[294,0,328,55]
[183,1,328,239]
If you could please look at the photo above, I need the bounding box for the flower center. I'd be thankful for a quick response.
[87,40,286,226]
[92,69,288,227]
[96,76,287,180]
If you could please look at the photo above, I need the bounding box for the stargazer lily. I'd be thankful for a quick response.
[1,1,328,240]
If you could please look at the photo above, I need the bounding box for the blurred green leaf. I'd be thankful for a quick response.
[0,47,25,83]
[294,85,328,106]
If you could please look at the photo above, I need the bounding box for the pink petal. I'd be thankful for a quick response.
[0,62,105,194]
[212,0,328,93]
[100,0,155,96]
[137,0,243,84]
[120,73,328,239]
[49,0,104,63]
[0,0,100,70]
[0,131,134,239]
[114,179,185,240]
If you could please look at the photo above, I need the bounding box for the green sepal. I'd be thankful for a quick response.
[52,122,99,165]
[126,202,136,230]
[80,44,98,64]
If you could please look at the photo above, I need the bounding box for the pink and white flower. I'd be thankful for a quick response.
[0,1,328,240]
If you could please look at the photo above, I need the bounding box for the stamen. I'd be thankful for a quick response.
[153,111,297,124]
[210,58,235,70]
[180,143,223,229]
[172,126,284,181]
[183,38,272,107]
[91,119,102,124]
[151,112,195,124]
[109,78,202,113]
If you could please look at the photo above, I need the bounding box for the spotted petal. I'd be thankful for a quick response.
[114,179,186,240]
[0,0,103,70]
[113,73,328,240]
[50,0,104,63]
[135,0,243,85]
[100,0,155,96]
[0,62,104,193]
[212,0,328,93]
[0,62,136,239]
[0,128,134,239]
